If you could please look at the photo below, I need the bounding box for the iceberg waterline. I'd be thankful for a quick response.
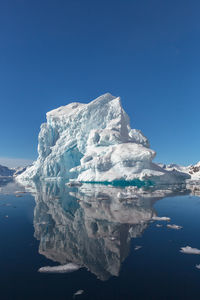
[17,93,190,185]
[80,179,155,187]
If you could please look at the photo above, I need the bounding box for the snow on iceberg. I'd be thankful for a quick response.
[17,93,190,184]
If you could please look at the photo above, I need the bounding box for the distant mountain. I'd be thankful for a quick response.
[0,165,14,177]
[13,166,29,177]
[186,162,200,180]
[0,164,30,178]
[160,162,200,180]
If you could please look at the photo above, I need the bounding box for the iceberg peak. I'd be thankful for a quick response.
[17,93,190,184]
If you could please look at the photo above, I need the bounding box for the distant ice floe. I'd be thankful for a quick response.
[180,246,200,255]
[196,264,200,269]
[152,216,171,221]
[134,246,142,251]
[167,224,182,230]
[38,263,81,273]
[73,290,84,297]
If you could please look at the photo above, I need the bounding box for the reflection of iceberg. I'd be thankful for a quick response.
[0,177,13,188]
[32,181,189,281]
[0,179,26,194]
[186,181,200,196]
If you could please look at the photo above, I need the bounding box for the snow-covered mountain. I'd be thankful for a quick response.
[17,93,190,184]
[161,162,200,180]
[13,166,29,177]
[188,162,200,179]
[0,165,14,177]
[0,164,30,179]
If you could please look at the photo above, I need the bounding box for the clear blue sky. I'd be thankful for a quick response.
[0,0,199,167]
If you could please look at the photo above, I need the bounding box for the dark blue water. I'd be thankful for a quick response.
[0,180,200,300]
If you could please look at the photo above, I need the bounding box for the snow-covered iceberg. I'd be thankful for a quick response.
[17,93,190,184]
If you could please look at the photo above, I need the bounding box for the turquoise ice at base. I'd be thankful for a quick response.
[80,179,154,187]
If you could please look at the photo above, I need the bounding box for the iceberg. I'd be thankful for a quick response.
[17,93,190,184]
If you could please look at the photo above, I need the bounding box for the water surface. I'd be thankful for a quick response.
[0,180,200,300]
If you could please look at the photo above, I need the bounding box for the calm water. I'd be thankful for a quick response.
[0,180,200,300]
